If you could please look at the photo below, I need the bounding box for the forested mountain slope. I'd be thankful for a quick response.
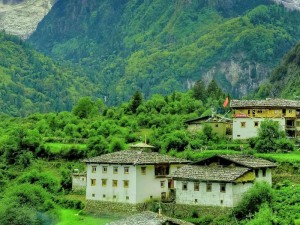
[256,40,300,99]
[29,0,300,105]
[0,32,94,116]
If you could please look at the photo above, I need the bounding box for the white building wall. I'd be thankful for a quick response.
[174,181,235,207]
[232,118,285,139]
[72,174,86,190]
[135,164,183,203]
[232,182,253,206]
[86,163,137,204]
[254,168,272,185]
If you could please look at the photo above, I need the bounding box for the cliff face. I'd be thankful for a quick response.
[273,0,300,10]
[0,0,57,39]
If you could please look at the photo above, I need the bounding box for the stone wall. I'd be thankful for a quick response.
[85,200,230,218]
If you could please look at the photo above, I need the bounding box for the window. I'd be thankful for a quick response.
[141,167,146,175]
[262,169,267,177]
[195,199,198,203]
[255,170,259,177]
[102,166,107,173]
[296,121,300,127]
[92,193,95,197]
[113,195,116,199]
[160,181,165,188]
[103,194,106,198]
[194,182,199,191]
[241,122,246,128]
[288,109,293,113]
[206,183,212,192]
[155,165,170,176]
[257,109,263,113]
[220,200,223,204]
[112,180,118,187]
[91,179,96,186]
[102,179,107,187]
[81,178,85,181]
[215,124,219,127]
[220,183,226,193]
[124,180,129,188]
[124,167,129,174]
[182,182,188,191]
[92,166,97,173]
[113,167,118,174]
[254,121,259,127]
[126,196,129,200]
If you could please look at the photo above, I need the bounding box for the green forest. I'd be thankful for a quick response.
[1,85,300,224]
[29,0,300,104]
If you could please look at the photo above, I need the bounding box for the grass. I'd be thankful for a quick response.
[56,209,115,225]
[255,151,300,163]
[44,142,87,153]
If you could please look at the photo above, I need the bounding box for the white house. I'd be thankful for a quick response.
[82,149,190,204]
[230,99,300,139]
[71,172,86,191]
[171,154,276,207]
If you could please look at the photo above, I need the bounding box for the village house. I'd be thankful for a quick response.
[71,171,86,191]
[81,146,190,204]
[171,154,276,207]
[230,99,300,139]
[184,115,231,137]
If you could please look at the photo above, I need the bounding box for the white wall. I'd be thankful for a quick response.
[86,163,185,204]
[175,181,236,207]
[72,174,86,190]
[232,182,253,206]
[135,164,183,203]
[86,163,137,204]
[232,118,285,139]
[254,168,272,185]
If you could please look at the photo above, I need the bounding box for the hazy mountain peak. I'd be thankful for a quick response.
[0,0,57,39]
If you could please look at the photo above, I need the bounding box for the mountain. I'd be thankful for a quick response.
[256,40,300,99]
[0,0,58,39]
[28,0,300,105]
[0,31,95,116]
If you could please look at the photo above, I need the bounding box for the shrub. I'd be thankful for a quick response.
[233,182,273,220]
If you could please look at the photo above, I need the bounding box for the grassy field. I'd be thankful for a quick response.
[45,142,87,153]
[256,151,300,163]
[56,209,115,225]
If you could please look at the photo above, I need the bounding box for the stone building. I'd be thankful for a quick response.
[82,149,190,204]
[230,99,300,139]
[171,154,276,207]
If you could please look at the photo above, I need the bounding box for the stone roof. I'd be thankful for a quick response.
[230,99,300,108]
[184,115,230,124]
[81,150,190,165]
[171,165,251,182]
[107,211,194,225]
[217,155,277,169]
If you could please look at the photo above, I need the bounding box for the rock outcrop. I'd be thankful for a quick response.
[0,0,57,39]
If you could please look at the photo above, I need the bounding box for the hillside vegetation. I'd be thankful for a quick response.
[29,0,300,104]
[0,32,94,116]
[256,40,300,99]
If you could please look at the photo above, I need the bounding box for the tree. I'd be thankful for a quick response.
[129,90,143,114]
[192,80,206,101]
[254,119,288,153]
[72,97,97,119]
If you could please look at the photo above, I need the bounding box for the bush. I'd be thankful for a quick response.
[233,182,273,220]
